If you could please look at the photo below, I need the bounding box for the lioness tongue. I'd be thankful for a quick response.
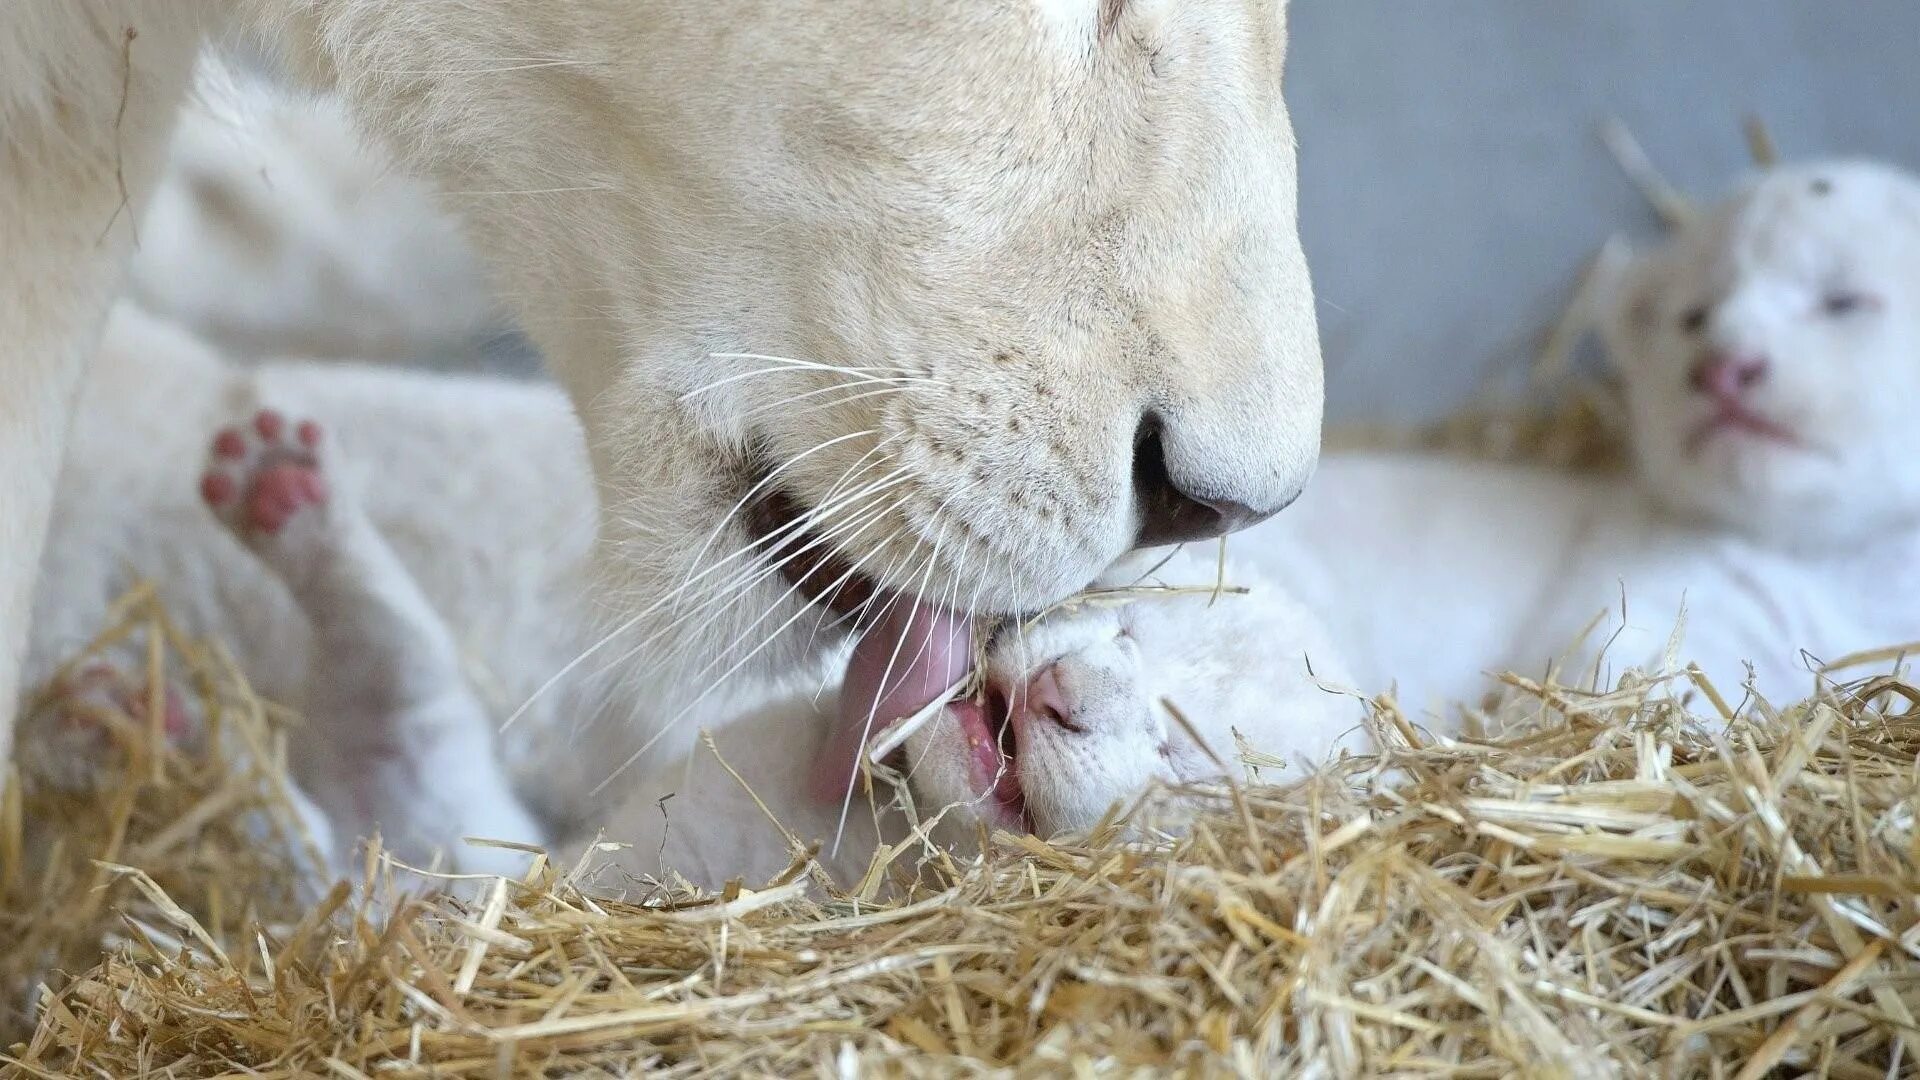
[810,599,973,803]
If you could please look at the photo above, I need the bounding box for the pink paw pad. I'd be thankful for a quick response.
[30,662,201,782]
[58,663,194,743]
[200,408,330,537]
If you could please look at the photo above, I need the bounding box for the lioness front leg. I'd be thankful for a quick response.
[1,6,208,768]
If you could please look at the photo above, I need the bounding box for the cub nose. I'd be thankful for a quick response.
[1132,420,1280,548]
[1689,351,1769,400]
[1003,664,1079,736]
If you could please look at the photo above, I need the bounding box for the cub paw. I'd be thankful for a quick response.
[200,408,330,544]
[19,662,201,794]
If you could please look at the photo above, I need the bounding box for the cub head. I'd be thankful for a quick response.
[1600,160,1920,549]
[303,0,1322,696]
[888,580,1355,840]
[811,549,1358,842]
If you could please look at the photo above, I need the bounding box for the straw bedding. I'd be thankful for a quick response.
[4,578,1920,1077]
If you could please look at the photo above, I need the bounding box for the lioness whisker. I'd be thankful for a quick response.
[673,427,881,607]
[709,351,933,379]
[502,459,907,730]
[610,456,920,679]
[636,498,906,679]
[610,484,910,679]
[680,352,941,404]
[740,382,914,423]
[648,463,913,630]
[897,524,991,792]
[829,480,988,851]
[588,514,914,797]
[680,369,921,404]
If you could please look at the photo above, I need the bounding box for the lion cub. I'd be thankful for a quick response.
[1241,160,1920,717]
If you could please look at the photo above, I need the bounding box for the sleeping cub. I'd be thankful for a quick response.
[1246,159,1920,716]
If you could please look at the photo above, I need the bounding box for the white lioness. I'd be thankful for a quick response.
[2,2,1324,838]
[1241,159,1920,716]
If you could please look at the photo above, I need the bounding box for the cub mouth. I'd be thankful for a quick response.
[983,684,1029,826]
[1686,407,1799,456]
[953,696,1032,832]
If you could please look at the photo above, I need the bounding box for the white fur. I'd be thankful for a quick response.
[0,2,212,770]
[2,2,1323,811]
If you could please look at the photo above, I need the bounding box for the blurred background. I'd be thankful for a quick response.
[1287,0,1920,424]
[135,3,1920,428]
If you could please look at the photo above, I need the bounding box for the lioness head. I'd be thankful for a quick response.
[1602,161,1920,549]
[294,1,1319,723]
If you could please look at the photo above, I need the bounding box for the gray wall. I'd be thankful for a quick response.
[1287,1,1920,424]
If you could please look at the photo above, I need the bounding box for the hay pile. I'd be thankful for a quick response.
[6,624,1920,1076]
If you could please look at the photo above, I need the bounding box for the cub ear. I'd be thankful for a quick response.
[1586,236,1658,371]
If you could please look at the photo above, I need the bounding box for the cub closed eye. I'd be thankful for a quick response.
[1821,291,1878,317]
[1680,304,1711,335]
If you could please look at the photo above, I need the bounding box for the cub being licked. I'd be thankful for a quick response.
[24,305,1358,886]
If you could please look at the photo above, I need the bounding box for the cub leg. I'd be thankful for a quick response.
[200,407,544,877]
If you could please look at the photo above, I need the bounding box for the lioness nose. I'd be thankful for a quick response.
[1689,352,1769,399]
[1131,421,1280,548]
